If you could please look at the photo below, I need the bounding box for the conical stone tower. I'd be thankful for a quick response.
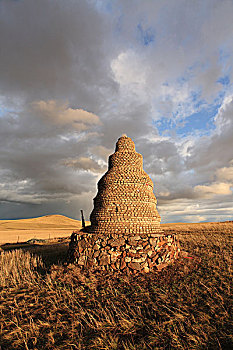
[67,135,180,273]
[89,134,162,235]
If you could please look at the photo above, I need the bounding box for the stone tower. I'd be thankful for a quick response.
[89,134,162,235]
[67,135,180,273]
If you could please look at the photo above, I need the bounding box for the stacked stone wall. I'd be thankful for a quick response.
[68,231,180,273]
[88,135,161,235]
[68,135,180,272]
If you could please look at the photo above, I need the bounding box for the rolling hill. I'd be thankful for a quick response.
[0,214,83,244]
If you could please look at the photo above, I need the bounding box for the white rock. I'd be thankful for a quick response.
[132,257,146,263]
[147,250,153,257]
[129,249,137,254]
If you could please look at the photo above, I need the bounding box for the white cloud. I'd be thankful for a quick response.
[214,95,233,133]
[194,182,232,198]
[183,215,207,223]
[32,100,101,131]
[111,50,147,87]
[90,145,113,163]
[216,165,233,182]
[62,156,107,173]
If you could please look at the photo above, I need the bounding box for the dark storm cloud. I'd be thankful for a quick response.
[0,0,232,221]
[0,0,116,108]
[0,100,101,219]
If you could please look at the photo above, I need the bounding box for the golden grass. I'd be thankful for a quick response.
[0,223,232,349]
[0,214,84,244]
[161,221,233,233]
[0,249,44,288]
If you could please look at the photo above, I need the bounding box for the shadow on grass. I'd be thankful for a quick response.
[1,241,69,268]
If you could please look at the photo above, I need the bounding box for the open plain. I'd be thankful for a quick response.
[0,217,232,349]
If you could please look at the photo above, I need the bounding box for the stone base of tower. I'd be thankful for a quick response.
[67,231,180,273]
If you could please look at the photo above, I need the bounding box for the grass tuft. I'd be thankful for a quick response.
[0,249,44,288]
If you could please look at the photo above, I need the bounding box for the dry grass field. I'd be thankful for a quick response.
[0,215,82,244]
[161,221,233,234]
[0,219,232,349]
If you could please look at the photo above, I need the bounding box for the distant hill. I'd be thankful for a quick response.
[0,215,85,244]
[0,214,82,230]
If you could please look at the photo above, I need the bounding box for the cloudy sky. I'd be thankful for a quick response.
[0,0,233,223]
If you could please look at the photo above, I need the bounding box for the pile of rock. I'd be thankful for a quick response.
[88,134,161,235]
[68,231,180,273]
[68,135,180,273]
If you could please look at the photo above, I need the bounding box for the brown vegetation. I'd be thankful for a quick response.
[0,222,232,349]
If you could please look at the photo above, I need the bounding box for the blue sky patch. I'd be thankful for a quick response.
[154,118,176,136]
[217,76,230,86]
[176,104,220,135]
[137,24,155,46]
[154,103,220,137]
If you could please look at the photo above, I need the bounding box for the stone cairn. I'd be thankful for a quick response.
[67,135,180,273]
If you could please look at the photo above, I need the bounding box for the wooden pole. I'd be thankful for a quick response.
[80,210,85,228]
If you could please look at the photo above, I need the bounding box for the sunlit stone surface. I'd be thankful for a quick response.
[89,135,161,235]
[67,135,180,273]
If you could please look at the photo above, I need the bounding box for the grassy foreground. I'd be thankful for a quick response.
[0,225,232,349]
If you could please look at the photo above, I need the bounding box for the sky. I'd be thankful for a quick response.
[0,0,233,223]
